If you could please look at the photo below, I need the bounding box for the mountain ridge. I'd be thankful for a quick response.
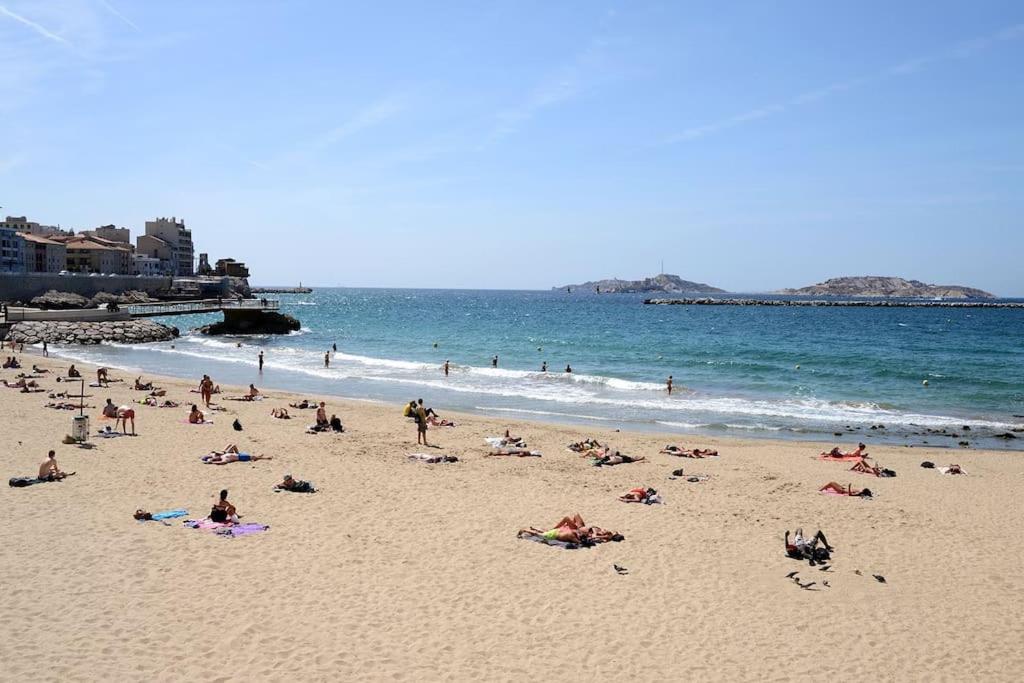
[554,273,726,294]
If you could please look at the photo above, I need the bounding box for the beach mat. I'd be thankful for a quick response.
[519,533,583,550]
[9,477,47,488]
[408,453,458,463]
[817,454,866,462]
[152,508,188,520]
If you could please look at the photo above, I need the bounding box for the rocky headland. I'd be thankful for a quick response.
[555,273,726,294]
[780,276,994,299]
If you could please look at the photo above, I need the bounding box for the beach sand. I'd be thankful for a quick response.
[2,353,1022,681]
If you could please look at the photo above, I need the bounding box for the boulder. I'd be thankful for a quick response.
[30,290,92,310]
[197,311,301,336]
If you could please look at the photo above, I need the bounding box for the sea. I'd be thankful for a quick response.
[46,288,1024,450]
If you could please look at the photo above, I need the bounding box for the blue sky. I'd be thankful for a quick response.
[1,1,1022,293]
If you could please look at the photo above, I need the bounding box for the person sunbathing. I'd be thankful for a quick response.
[45,401,80,410]
[201,449,271,465]
[849,459,896,477]
[819,482,872,497]
[290,399,314,409]
[785,528,833,562]
[271,407,291,419]
[3,378,38,389]
[275,475,315,493]
[134,377,154,391]
[160,400,179,408]
[247,384,260,399]
[209,489,239,524]
[188,404,206,424]
[594,452,644,467]
[32,365,50,374]
[518,515,623,544]
[149,388,167,397]
[568,438,601,452]
[661,445,718,458]
[427,415,455,427]
[38,450,73,481]
[67,364,81,378]
[140,396,158,407]
[942,464,965,475]
[329,415,344,432]
[822,442,867,459]
[619,487,659,503]
[487,447,541,457]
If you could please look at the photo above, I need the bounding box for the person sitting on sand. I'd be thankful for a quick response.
[271,407,291,419]
[329,414,344,432]
[67,364,81,378]
[134,376,153,391]
[209,489,239,524]
[188,404,206,424]
[819,482,872,498]
[785,529,833,562]
[822,442,867,459]
[115,405,135,435]
[38,450,73,481]
[316,401,328,428]
[619,487,659,503]
[275,474,315,493]
[594,452,645,467]
[102,398,118,418]
[247,384,260,399]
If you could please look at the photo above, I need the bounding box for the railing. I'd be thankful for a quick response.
[125,298,279,317]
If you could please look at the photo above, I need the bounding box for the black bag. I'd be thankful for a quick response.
[232,419,243,432]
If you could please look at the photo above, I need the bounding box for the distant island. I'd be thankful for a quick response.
[780,276,994,299]
[554,273,726,294]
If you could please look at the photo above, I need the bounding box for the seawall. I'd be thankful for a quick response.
[0,273,173,302]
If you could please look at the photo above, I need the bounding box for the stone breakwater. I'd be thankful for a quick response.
[644,298,1024,308]
[5,320,178,345]
[250,287,313,294]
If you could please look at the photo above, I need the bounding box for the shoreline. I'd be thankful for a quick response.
[3,349,1024,679]
[37,340,1024,452]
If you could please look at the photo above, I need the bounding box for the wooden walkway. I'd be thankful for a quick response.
[126,299,280,318]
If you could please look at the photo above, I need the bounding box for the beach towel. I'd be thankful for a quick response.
[182,420,214,425]
[817,454,866,462]
[408,453,459,464]
[485,436,525,447]
[519,532,584,549]
[8,477,47,487]
[95,429,125,438]
[215,523,269,537]
[152,508,188,520]
[185,518,228,529]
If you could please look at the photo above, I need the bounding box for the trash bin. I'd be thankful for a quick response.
[72,415,90,442]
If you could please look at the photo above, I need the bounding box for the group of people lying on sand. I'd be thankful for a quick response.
[567,439,644,466]
[3,378,44,392]
[518,514,624,546]
[660,444,718,458]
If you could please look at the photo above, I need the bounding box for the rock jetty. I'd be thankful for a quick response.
[5,319,178,345]
[196,311,301,335]
[27,289,159,310]
[644,298,1024,308]
[251,286,313,294]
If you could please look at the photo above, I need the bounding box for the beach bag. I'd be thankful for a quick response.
[920,461,935,469]
[232,419,243,432]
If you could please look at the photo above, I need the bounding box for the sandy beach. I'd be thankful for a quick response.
[2,351,1022,681]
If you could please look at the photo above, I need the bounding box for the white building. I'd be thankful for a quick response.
[132,254,163,276]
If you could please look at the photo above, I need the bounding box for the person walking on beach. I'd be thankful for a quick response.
[443,360,450,377]
[541,361,547,372]
[42,340,48,357]
[492,355,499,368]
[416,398,429,446]
[200,375,214,407]
[667,375,673,395]
[324,352,330,368]
[258,351,264,372]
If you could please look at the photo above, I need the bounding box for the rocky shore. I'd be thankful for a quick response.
[5,319,178,345]
[644,297,1024,308]
[196,310,301,335]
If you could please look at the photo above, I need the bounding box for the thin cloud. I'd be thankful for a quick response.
[98,0,141,32]
[0,5,72,45]
[321,95,407,146]
[666,23,1024,144]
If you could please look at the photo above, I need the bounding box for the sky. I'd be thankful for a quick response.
[1,1,1022,293]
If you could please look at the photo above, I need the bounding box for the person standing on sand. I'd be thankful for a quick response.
[416,398,429,446]
[324,352,330,368]
[667,375,673,395]
[258,351,264,372]
[200,375,214,407]
[492,355,498,368]
[443,360,450,377]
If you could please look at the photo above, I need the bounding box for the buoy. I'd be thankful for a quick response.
[922,379,929,386]
[795,364,801,370]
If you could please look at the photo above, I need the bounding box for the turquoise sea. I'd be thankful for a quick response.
[49,288,1024,450]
